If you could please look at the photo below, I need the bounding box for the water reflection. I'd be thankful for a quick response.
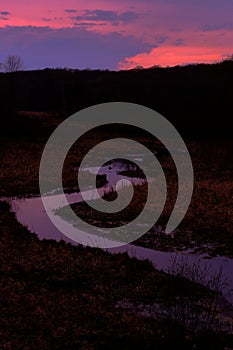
[2,157,233,304]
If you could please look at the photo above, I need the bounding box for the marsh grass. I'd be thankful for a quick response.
[165,256,233,334]
[0,142,44,196]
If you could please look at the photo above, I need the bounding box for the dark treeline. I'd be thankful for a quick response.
[1,60,233,140]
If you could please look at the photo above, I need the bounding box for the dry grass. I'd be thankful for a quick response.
[0,142,44,196]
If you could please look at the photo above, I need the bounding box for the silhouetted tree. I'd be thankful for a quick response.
[3,55,24,72]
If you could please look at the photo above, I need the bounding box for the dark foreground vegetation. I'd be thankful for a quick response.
[1,202,233,350]
[0,61,233,348]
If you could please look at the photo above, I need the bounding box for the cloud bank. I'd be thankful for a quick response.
[0,25,152,70]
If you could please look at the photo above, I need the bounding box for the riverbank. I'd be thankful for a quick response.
[1,201,233,349]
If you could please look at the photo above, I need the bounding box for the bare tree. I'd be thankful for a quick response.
[3,55,24,72]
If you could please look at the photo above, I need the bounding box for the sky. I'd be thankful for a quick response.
[0,0,232,70]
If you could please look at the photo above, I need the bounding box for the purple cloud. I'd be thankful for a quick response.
[202,24,226,32]
[154,36,168,45]
[0,25,152,70]
[175,38,185,46]
[0,11,10,16]
[73,9,139,24]
[65,9,77,13]
[74,22,106,27]
[42,18,52,22]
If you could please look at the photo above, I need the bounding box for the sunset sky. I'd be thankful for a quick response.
[0,0,232,70]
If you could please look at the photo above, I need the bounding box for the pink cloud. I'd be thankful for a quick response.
[119,45,231,69]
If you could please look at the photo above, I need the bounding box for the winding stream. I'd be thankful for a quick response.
[2,159,233,305]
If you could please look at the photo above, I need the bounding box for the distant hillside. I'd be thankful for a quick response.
[1,60,232,139]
